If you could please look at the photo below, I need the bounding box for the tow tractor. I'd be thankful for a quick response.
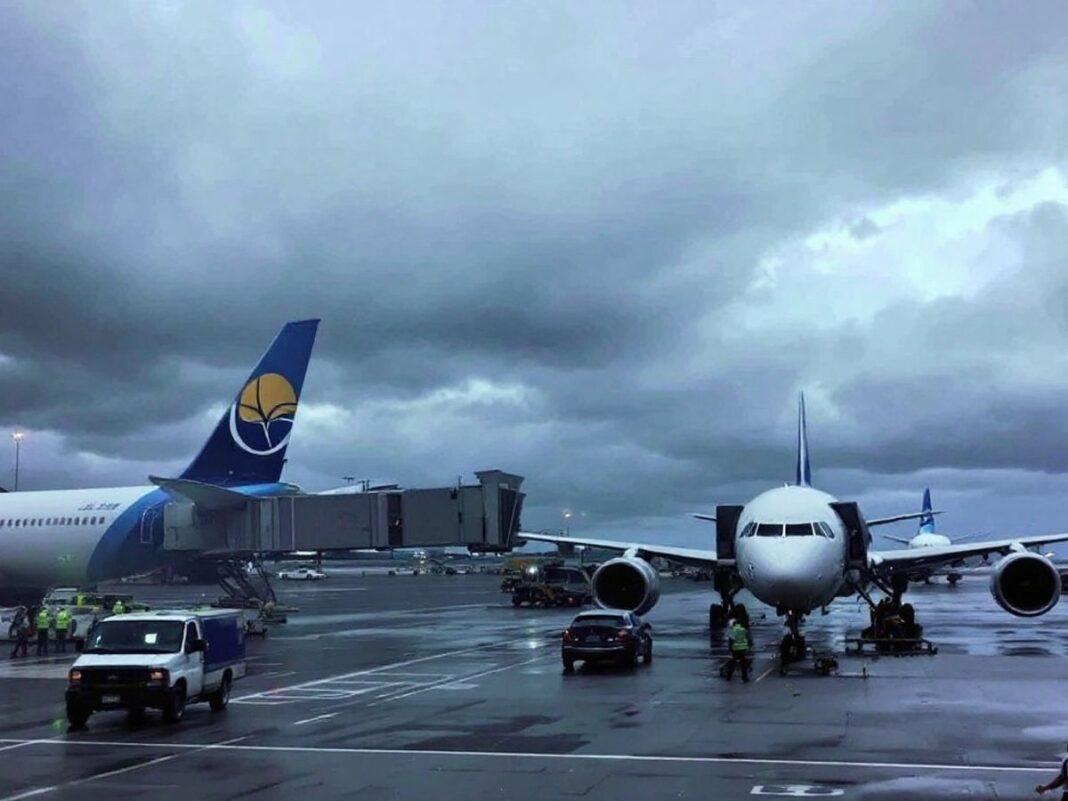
[511,563,594,608]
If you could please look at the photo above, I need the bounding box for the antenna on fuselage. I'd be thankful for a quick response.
[796,392,811,487]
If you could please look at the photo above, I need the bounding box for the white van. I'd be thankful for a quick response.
[65,610,246,727]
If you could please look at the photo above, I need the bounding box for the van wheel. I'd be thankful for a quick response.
[66,702,90,729]
[562,658,575,673]
[210,674,232,711]
[163,686,186,723]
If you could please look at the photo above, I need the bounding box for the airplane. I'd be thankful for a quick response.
[521,394,1068,665]
[0,319,319,605]
[880,487,985,584]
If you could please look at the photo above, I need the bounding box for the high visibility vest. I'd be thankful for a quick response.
[728,623,749,651]
[55,609,72,631]
[112,601,125,615]
[36,609,51,630]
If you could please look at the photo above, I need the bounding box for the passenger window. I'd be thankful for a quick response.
[785,523,813,536]
[756,523,783,537]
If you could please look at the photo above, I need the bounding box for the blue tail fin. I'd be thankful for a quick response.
[918,487,935,534]
[180,319,319,486]
[796,392,811,487]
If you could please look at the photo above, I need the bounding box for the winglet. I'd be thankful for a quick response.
[796,392,811,487]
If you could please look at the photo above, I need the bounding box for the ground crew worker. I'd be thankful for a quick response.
[1036,744,1068,798]
[111,599,125,616]
[1033,747,1068,798]
[35,606,51,656]
[54,607,72,653]
[724,616,751,682]
[9,608,29,659]
[75,593,85,608]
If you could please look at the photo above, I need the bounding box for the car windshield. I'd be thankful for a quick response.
[574,615,627,627]
[84,620,185,654]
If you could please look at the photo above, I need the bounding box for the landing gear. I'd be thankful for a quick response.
[778,612,807,674]
[947,573,962,586]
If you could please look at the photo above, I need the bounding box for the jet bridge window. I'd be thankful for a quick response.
[785,523,814,536]
[756,523,784,536]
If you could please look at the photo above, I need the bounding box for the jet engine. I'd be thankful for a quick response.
[990,551,1061,617]
[592,557,660,615]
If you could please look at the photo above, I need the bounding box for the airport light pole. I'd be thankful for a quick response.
[11,431,23,492]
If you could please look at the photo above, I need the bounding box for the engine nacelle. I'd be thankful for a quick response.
[990,551,1061,617]
[592,557,660,615]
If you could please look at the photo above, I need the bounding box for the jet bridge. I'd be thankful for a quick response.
[160,470,524,557]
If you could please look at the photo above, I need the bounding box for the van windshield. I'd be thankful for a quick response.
[84,620,185,654]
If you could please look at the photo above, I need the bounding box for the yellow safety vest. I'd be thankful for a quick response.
[56,609,72,631]
[36,609,51,630]
[728,623,749,652]
[112,601,125,615]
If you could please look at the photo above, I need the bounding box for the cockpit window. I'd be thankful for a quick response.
[756,523,784,537]
[817,522,835,538]
[740,522,756,538]
[785,523,813,536]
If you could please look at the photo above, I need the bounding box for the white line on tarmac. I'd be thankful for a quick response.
[0,736,247,801]
[233,638,527,702]
[293,713,338,726]
[0,738,1058,776]
[370,655,550,704]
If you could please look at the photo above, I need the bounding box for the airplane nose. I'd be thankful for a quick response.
[743,539,835,610]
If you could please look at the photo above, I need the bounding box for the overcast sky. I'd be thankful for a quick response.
[2,2,1068,547]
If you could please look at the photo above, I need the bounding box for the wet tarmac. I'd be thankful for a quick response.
[0,569,1064,800]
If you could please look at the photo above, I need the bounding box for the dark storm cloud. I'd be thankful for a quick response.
[2,2,1068,541]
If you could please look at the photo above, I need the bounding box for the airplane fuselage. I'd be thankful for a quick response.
[734,485,847,612]
[0,482,292,595]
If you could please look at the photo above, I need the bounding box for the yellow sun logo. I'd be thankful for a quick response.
[229,373,299,455]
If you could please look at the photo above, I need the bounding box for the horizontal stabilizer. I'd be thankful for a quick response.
[150,476,255,510]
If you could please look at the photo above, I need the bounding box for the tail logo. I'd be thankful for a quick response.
[228,373,299,456]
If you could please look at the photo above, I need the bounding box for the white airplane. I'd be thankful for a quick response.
[0,320,320,604]
[522,395,1068,663]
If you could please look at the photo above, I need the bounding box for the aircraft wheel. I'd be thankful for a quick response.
[708,603,726,629]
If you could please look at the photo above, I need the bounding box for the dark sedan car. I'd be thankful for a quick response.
[561,610,653,672]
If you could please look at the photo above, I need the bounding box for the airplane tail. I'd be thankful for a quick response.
[179,319,320,487]
[795,392,811,487]
[918,487,936,534]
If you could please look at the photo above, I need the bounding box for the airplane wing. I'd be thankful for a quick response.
[518,531,719,568]
[880,535,913,545]
[866,510,942,527]
[871,532,1068,573]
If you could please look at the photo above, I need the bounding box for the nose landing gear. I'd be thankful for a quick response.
[778,611,807,673]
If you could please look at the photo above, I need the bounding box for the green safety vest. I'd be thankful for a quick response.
[728,623,749,652]
[55,609,72,630]
[36,609,51,630]
[112,601,125,615]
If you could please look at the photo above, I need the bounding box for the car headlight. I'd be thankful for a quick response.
[68,669,82,684]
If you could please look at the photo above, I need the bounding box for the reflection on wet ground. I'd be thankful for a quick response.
[0,571,1063,800]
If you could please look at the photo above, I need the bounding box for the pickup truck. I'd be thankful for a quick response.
[65,610,246,727]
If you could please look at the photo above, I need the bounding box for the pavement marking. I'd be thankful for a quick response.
[0,738,1059,776]
[233,637,529,703]
[370,655,550,704]
[0,736,247,801]
[755,665,776,683]
[293,713,338,726]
